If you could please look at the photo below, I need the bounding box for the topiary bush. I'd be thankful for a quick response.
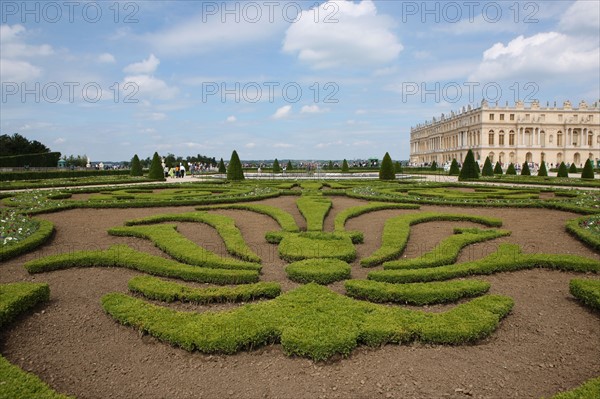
[342,159,350,173]
[557,162,569,177]
[286,160,293,171]
[147,152,165,181]
[130,154,143,177]
[521,162,531,176]
[218,158,226,173]
[581,158,595,179]
[538,161,548,177]
[394,161,403,174]
[379,152,395,180]
[493,161,503,175]
[506,163,517,175]
[448,159,460,175]
[285,259,351,284]
[430,161,437,170]
[272,159,281,173]
[482,157,494,176]
[458,149,479,180]
[227,150,245,180]
[569,163,578,173]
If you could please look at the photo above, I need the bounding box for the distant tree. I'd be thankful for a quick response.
[581,158,595,179]
[379,152,395,180]
[147,152,165,181]
[130,154,143,176]
[493,161,503,175]
[448,159,460,175]
[227,150,245,181]
[482,157,494,176]
[430,160,438,170]
[328,160,334,170]
[342,159,350,173]
[286,160,293,171]
[538,161,548,177]
[506,163,517,175]
[0,133,51,156]
[458,150,479,180]
[521,162,531,176]
[273,159,281,173]
[62,154,88,167]
[218,158,226,173]
[557,162,569,178]
[394,161,403,174]
[569,163,578,173]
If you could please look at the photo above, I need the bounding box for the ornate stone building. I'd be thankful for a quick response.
[410,100,600,168]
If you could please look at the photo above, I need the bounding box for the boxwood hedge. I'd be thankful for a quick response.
[0,219,54,262]
[569,279,600,311]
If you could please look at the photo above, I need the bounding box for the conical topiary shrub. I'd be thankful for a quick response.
[494,161,503,175]
[130,154,143,177]
[482,157,494,176]
[218,158,226,173]
[342,159,349,173]
[538,161,548,177]
[147,152,165,181]
[506,163,516,175]
[227,150,245,181]
[273,159,281,173]
[458,150,479,180]
[557,162,569,178]
[379,152,395,180]
[286,160,293,171]
[394,161,403,174]
[569,163,578,173]
[430,160,438,170]
[521,162,531,176]
[581,158,595,179]
[449,159,460,175]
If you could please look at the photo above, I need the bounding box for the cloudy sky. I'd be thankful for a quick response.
[1,0,599,161]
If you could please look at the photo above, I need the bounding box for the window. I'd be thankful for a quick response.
[557,132,563,146]
[588,133,594,146]
[489,133,494,145]
[489,114,495,121]
[509,132,515,146]
[510,114,515,121]
[499,132,505,145]
[525,114,530,121]
[540,114,545,122]
[500,114,505,121]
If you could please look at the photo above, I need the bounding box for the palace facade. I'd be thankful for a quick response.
[409,100,600,168]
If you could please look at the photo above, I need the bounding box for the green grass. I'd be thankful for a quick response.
[274,231,357,262]
[0,219,54,262]
[361,212,503,267]
[369,244,600,283]
[128,276,281,304]
[24,244,259,285]
[333,202,420,232]
[344,279,491,305]
[285,259,351,284]
[569,279,600,311]
[197,204,300,232]
[545,376,600,399]
[296,196,332,231]
[102,283,513,361]
[108,224,261,271]
[383,228,511,270]
[566,215,600,251]
[124,211,260,263]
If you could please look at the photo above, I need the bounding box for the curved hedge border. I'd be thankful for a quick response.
[124,211,260,263]
[333,202,420,232]
[545,376,600,399]
[0,282,50,329]
[24,244,258,285]
[361,212,503,267]
[101,283,513,361]
[197,204,300,232]
[274,231,357,262]
[285,259,351,284]
[383,228,511,270]
[566,215,600,252]
[296,196,332,231]
[0,219,54,262]
[128,276,281,304]
[369,244,600,284]
[344,279,490,305]
[569,279,600,311]
[108,224,261,271]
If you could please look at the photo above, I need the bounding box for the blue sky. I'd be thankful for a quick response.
[1,0,599,161]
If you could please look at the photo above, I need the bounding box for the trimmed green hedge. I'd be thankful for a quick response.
[108,224,261,271]
[197,204,300,232]
[296,196,332,231]
[369,244,600,283]
[383,228,510,270]
[0,219,54,262]
[128,276,281,304]
[124,211,260,263]
[546,377,600,399]
[566,215,600,251]
[333,202,419,232]
[0,168,129,181]
[344,279,490,305]
[361,212,503,267]
[569,279,600,311]
[102,283,513,361]
[285,259,351,284]
[275,231,356,262]
[0,152,62,168]
[0,282,50,329]
[25,245,258,285]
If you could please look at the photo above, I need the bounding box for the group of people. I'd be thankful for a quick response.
[164,164,186,178]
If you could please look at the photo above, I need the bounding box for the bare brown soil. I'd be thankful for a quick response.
[1,197,599,399]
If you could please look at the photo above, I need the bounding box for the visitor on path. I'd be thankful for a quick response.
[180,164,186,178]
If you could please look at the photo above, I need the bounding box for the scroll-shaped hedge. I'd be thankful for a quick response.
[333,202,420,232]
[108,224,261,271]
[285,259,351,284]
[296,196,332,231]
[24,245,258,285]
[0,282,50,329]
[569,279,600,311]
[0,219,54,262]
[566,215,600,252]
[102,283,513,361]
[197,204,300,232]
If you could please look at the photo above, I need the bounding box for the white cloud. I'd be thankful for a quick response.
[315,140,342,148]
[245,142,256,148]
[558,0,600,35]
[0,58,42,81]
[470,32,600,81]
[123,74,179,100]
[301,105,328,114]
[283,0,402,69]
[273,143,293,148]
[226,115,237,122]
[54,137,66,144]
[0,24,53,81]
[98,53,116,63]
[124,54,160,74]
[272,105,292,119]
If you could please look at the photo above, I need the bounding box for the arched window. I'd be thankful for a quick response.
[588,132,594,146]
[488,152,495,163]
[557,152,563,164]
[549,134,553,144]
[557,131,563,146]
[526,152,532,163]
[498,130,505,146]
[488,130,495,145]
[509,131,515,146]
[540,130,545,146]
[509,152,515,163]
[499,152,505,163]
